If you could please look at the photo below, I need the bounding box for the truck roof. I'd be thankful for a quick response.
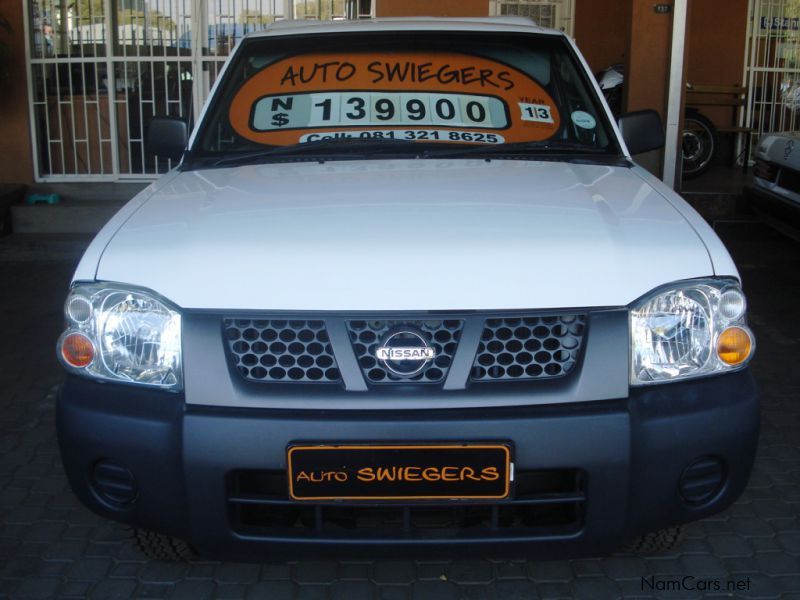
[244,16,563,39]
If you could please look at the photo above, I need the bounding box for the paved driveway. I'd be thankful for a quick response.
[1,221,799,599]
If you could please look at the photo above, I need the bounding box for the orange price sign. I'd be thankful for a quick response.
[229,51,561,146]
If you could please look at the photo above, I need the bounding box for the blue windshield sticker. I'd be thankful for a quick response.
[571,111,597,130]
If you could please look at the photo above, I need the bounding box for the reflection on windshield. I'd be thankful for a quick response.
[197,33,616,160]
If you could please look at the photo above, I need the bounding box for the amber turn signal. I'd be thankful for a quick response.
[716,326,752,366]
[61,332,95,368]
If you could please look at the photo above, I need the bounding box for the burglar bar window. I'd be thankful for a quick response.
[25,0,374,180]
[494,0,574,35]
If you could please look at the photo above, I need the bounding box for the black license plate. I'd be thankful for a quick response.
[287,443,511,501]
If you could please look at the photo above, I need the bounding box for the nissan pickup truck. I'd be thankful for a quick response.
[56,16,758,561]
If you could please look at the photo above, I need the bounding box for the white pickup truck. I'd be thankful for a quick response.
[56,17,758,561]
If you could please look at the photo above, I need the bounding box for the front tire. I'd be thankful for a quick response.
[132,528,197,562]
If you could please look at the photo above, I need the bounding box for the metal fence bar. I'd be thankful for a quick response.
[104,0,120,180]
[22,2,43,183]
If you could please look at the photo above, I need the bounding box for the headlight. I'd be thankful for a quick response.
[630,280,754,385]
[57,283,182,391]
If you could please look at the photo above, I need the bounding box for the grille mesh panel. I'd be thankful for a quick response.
[471,315,586,381]
[346,320,463,384]
[224,319,341,383]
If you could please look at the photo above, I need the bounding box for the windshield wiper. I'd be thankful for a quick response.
[209,137,420,167]
[420,140,615,159]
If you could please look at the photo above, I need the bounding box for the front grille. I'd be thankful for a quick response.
[754,159,778,183]
[224,319,341,383]
[471,314,586,381]
[223,312,589,388]
[227,469,585,540]
[346,319,463,384]
[778,166,800,194]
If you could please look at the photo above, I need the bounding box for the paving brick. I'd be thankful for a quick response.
[59,580,94,598]
[260,562,293,580]
[0,538,24,562]
[135,582,174,598]
[41,539,87,561]
[168,580,217,600]
[569,559,604,578]
[707,534,754,557]
[534,581,573,599]
[0,556,43,579]
[85,541,123,558]
[446,559,493,584]
[753,499,796,519]
[527,561,573,582]
[13,576,60,599]
[16,541,49,558]
[214,583,248,598]
[0,579,19,597]
[722,555,761,573]
[678,539,714,554]
[456,584,491,600]
[2,504,45,524]
[214,562,260,584]
[755,551,800,575]
[66,558,113,580]
[37,560,68,578]
[186,563,218,579]
[410,580,458,600]
[767,517,799,533]
[373,560,416,585]
[678,554,728,578]
[109,562,141,578]
[777,532,800,553]
[598,555,648,580]
[244,581,295,600]
[493,579,539,599]
[295,560,338,584]
[571,577,621,600]
[732,518,776,537]
[295,584,329,600]
[22,521,65,542]
[339,562,370,580]
[139,561,188,584]
[377,586,409,600]
[750,537,783,552]
[330,580,376,600]
[89,579,138,599]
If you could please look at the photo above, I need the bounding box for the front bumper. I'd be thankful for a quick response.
[745,182,800,225]
[57,371,759,560]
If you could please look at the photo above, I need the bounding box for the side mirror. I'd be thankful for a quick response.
[617,110,665,156]
[146,116,188,161]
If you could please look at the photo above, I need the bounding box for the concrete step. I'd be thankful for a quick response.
[0,234,93,263]
[10,182,147,234]
[26,182,149,204]
[11,202,125,234]
[681,191,750,222]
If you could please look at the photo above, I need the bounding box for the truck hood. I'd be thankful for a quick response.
[96,159,713,311]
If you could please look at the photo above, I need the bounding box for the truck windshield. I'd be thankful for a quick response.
[192,30,621,164]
